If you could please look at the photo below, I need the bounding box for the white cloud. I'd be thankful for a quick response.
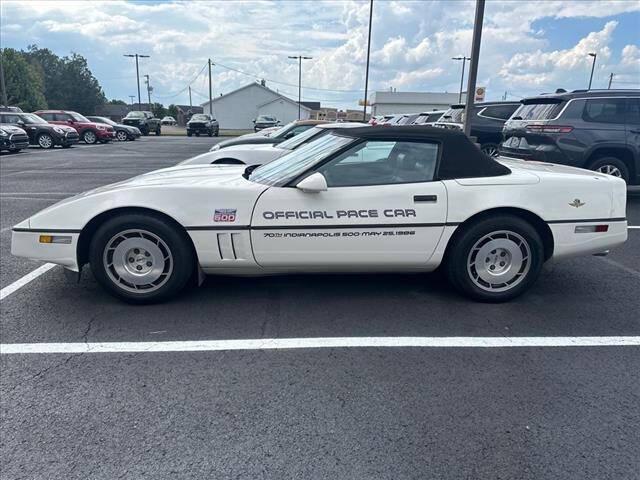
[0,0,638,106]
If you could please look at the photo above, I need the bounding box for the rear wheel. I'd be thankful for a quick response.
[37,133,54,149]
[445,215,543,302]
[207,129,213,137]
[480,143,500,157]
[89,214,194,304]
[83,130,98,144]
[155,126,161,135]
[589,156,629,183]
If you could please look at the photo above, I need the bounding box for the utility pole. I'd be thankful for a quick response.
[288,55,313,119]
[362,0,374,121]
[208,59,213,115]
[463,0,485,138]
[123,53,150,106]
[144,74,152,109]
[128,95,135,106]
[189,86,192,108]
[608,72,614,89]
[588,52,597,90]
[0,50,8,106]
[452,56,471,104]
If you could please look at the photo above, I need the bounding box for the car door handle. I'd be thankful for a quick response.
[414,195,438,203]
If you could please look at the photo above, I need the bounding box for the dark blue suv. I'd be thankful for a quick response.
[501,90,640,184]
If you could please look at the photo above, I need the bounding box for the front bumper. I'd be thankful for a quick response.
[56,131,80,146]
[187,124,211,133]
[11,229,81,271]
[96,129,116,140]
[1,133,30,150]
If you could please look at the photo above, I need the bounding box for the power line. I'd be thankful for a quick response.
[153,63,208,99]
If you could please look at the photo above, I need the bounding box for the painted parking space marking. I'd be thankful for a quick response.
[2,336,639,355]
[0,263,56,301]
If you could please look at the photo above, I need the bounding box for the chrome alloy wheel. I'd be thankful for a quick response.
[84,130,97,144]
[103,229,173,293]
[481,145,499,157]
[467,230,531,292]
[595,164,622,177]
[116,130,128,141]
[38,134,53,148]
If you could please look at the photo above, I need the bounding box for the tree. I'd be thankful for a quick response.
[1,48,47,111]
[25,46,106,114]
[167,104,179,119]
[107,99,128,105]
[151,102,167,118]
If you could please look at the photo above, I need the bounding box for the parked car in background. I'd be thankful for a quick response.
[378,114,405,126]
[397,113,421,125]
[182,122,364,166]
[161,116,177,126]
[0,112,79,149]
[501,89,640,184]
[368,115,385,125]
[35,110,116,144]
[0,124,29,152]
[253,115,279,132]
[87,116,141,142]
[186,114,219,137]
[209,120,328,151]
[412,110,446,126]
[122,111,161,136]
[0,106,23,113]
[434,101,520,156]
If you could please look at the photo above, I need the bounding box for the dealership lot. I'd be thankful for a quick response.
[1,138,639,478]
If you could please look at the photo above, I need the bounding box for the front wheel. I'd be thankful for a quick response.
[155,126,161,136]
[83,130,98,144]
[116,130,128,142]
[445,215,544,302]
[214,128,219,137]
[38,133,54,149]
[89,214,195,304]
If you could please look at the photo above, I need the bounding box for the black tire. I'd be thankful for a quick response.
[444,215,544,302]
[207,129,213,137]
[37,133,54,149]
[82,130,98,144]
[89,213,194,304]
[142,126,150,136]
[155,126,161,136]
[187,131,192,137]
[588,156,630,183]
[214,128,219,137]
[195,132,200,137]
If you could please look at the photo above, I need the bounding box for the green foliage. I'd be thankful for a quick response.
[1,48,47,111]
[107,99,128,105]
[167,104,179,118]
[1,45,106,114]
[151,102,167,118]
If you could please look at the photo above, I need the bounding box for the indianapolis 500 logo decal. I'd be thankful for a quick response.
[214,209,237,222]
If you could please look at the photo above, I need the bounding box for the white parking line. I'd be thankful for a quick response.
[629,226,640,230]
[0,263,56,301]
[2,336,639,355]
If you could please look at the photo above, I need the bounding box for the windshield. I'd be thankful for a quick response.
[125,111,145,118]
[270,122,296,138]
[249,132,354,187]
[94,117,117,126]
[277,125,324,150]
[512,102,564,120]
[439,107,464,123]
[257,116,275,122]
[191,114,209,121]
[71,112,90,122]
[21,113,47,124]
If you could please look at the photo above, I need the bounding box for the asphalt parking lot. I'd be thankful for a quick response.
[1,138,639,479]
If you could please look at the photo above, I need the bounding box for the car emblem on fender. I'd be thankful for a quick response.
[569,199,585,208]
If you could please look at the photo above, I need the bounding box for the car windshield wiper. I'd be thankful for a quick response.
[242,164,261,179]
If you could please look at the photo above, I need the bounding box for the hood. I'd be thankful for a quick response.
[0,125,26,134]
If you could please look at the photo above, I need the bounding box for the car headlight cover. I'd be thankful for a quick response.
[53,126,64,134]
[96,125,107,130]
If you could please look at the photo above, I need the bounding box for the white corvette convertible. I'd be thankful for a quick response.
[180,122,362,166]
[12,126,627,303]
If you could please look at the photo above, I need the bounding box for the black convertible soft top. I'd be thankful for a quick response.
[337,125,511,180]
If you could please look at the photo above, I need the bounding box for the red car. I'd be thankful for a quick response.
[34,110,116,144]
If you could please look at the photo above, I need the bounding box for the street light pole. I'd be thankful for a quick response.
[288,55,313,119]
[452,56,471,104]
[462,0,485,138]
[588,52,597,90]
[362,0,374,121]
[144,74,151,108]
[124,53,150,106]
[208,59,213,116]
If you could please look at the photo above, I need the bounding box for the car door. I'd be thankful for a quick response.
[251,139,447,268]
[626,98,640,184]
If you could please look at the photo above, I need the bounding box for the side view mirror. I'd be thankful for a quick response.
[296,172,327,193]
[17,120,25,126]
[67,119,74,124]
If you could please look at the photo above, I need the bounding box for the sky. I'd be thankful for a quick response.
[1,0,639,109]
